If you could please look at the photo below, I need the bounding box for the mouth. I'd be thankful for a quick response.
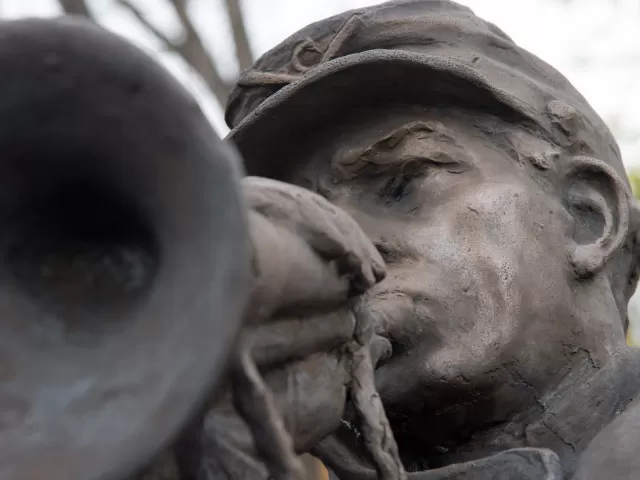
[311,305,399,479]
[314,292,438,477]
[356,288,432,369]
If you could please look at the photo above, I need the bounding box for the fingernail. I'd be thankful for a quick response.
[373,263,387,282]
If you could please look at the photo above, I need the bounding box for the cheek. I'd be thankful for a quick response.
[420,184,566,362]
[458,184,530,248]
[458,185,533,316]
[451,182,566,266]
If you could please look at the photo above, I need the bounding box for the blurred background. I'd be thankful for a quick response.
[3,0,640,477]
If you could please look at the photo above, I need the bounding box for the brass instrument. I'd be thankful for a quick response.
[0,17,251,480]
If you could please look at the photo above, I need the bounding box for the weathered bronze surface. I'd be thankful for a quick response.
[220,1,640,479]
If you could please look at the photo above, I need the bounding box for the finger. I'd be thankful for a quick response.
[327,209,386,291]
[350,253,377,294]
[247,213,352,320]
[366,243,387,282]
[230,347,305,480]
[246,179,351,260]
[301,223,349,260]
[372,262,387,282]
[278,251,351,311]
[262,353,350,453]
[243,177,312,227]
[313,434,378,480]
[353,226,387,282]
[250,310,356,369]
[245,178,385,292]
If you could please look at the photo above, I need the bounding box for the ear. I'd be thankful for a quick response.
[562,156,630,278]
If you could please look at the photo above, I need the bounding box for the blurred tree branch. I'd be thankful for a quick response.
[57,0,255,109]
[225,0,253,71]
[58,0,95,22]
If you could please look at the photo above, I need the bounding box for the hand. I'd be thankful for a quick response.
[176,310,395,480]
[243,176,385,320]
[242,176,391,458]
[174,350,352,480]
[173,178,388,480]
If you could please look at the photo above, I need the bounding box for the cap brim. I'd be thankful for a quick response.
[226,49,539,179]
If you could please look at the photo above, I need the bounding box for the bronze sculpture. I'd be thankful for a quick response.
[220,0,640,479]
[2,1,640,479]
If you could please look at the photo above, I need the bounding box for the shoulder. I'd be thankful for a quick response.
[572,347,640,479]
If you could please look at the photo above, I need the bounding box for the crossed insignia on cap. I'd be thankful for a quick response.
[237,14,364,88]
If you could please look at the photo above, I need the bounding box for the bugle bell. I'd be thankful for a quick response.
[0,17,251,480]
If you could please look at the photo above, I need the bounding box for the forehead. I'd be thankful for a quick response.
[290,105,555,179]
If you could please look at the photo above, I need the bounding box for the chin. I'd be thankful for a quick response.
[319,344,515,476]
[319,393,493,476]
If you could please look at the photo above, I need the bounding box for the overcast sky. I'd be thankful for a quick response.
[3,0,640,166]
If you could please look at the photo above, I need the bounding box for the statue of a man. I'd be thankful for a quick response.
[162,1,640,479]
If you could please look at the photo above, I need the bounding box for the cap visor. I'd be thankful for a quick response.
[227,49,537,179]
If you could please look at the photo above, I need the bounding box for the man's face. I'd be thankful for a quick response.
[287,105,617,455]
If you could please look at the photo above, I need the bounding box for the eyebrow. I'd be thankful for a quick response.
[330,120,474,180]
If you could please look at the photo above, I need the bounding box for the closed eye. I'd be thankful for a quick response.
[376,155,464,202]
[379,171,420,202]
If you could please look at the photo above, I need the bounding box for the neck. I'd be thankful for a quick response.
[435,346,640,477]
